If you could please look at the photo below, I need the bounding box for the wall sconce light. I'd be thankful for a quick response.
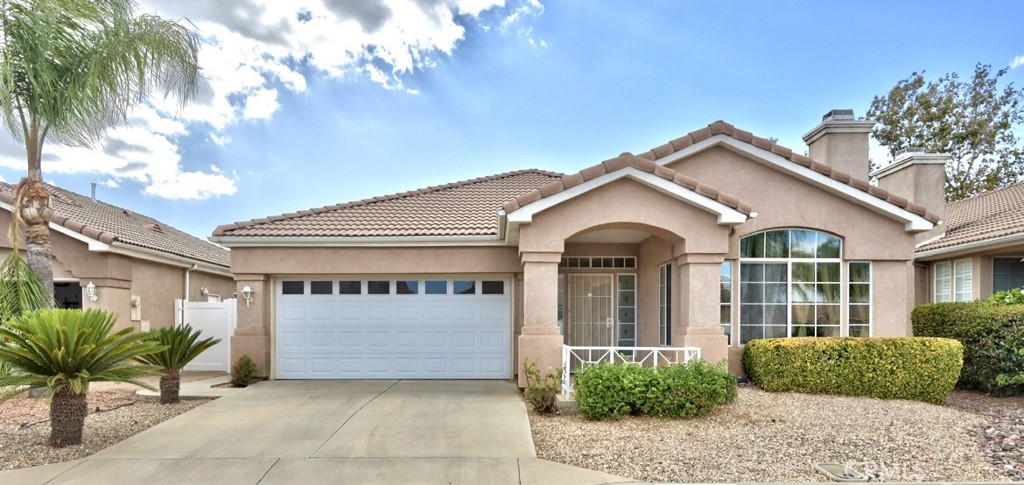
[241,285,254,307]
[85,281,98,302]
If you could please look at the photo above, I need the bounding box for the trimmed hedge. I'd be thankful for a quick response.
[912,302,1024,395]
[573,359,737,421]
[742,337,962,404]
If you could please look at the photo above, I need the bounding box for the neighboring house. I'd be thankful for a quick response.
[0,182,234,330]
[211,109,940,383]
[913,182,1024,304]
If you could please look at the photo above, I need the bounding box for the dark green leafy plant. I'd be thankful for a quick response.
[0,309,163,446]
[573,360,736,421]
[231,354,257,387]
[913,301,1024,395]
[135,324,220,404]
[522,359,561,414]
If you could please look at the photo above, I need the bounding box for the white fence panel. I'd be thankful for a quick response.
[175,298,237,372]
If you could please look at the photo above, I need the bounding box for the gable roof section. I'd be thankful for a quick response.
[213,170,564,239]
[0,182,230,268]
[916,182,1024,255]
[635,120,941,227]
[503,153,752,225]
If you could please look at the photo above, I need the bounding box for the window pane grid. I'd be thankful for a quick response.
[933,262,952,302]
[954,259,973,302]
[739,229,850,345]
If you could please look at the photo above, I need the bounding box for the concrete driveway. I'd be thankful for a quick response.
[4,380,629,484]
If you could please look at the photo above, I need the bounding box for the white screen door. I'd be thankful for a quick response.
[567,274,614,347]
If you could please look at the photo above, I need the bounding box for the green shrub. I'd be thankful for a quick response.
[742,337,962,404]
[573,360,737,421]
[912,302,1024,395]
[989,288,1024,305]
[522,359,561,414]
[231,354,258,387]
[641,360,737,418]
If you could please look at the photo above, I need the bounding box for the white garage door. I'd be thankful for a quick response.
[275,277,511,379]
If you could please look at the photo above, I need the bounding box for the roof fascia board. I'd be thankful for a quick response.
[0,201,111,251]
[209,235,505,248]
[506,167,748,225]
[915,232,1024,260]
[107,242,232,276]
[656,135,934,232]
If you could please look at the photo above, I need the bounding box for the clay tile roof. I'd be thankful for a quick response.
[0,182,229,268]
[636,120,941,224]
[514,154,753,217]
[214,170,564,238]
[917,182,1024,253]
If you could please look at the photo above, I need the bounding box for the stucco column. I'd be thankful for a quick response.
[517,251,562,387]
[232,274,271,377]
[674,253,729,364]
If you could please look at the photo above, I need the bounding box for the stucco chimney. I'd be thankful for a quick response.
[873,148,948,225]
[802,109,875,180]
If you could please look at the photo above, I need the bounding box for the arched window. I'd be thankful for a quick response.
[738,229,842,344]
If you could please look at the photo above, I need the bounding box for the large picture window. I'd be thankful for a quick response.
[739,229,843,344]
[721,262,732,345]
[848,262,871,337]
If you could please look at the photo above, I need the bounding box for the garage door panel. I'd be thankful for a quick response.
[276,277,511,379]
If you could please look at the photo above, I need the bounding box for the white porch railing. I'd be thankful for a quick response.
[561,345,701,395]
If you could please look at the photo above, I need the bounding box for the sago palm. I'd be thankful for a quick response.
[0,251,54,383]
[0,0,199,292]
[0,308,163,446]
[135,324,219,404]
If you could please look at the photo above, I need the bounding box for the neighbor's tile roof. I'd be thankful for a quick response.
[502,152,755,216]
[0,182,230,268]
[916,182,1024,253]
[213,170,565,238]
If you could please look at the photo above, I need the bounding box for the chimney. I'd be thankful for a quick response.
[873,148,948,229]
[801,109,875,180]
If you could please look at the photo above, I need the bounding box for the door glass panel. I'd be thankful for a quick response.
[453,281,475,295]
[367,281,389,295]
[339,281,361,295]
[424,280,447,295]
[568,274,614,348]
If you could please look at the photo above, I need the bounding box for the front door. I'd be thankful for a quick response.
[567,274,615,347]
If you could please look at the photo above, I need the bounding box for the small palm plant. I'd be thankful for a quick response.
[135,324,220,404]
[0,309,163,446]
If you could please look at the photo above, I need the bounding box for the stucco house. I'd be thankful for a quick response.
[912,181,1024,304]
[0,182,234,330]
[211,109,943,382]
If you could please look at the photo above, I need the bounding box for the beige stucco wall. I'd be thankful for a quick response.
[0,210,232,330]
[667,146,917,261]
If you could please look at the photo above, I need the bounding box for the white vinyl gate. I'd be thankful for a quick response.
[175,299,237,372]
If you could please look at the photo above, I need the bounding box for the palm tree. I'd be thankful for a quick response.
[135,324,219,404]
[0,0,199,292]
[0,308,163,446]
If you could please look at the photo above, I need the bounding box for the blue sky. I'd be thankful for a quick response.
[0,0,1022,238]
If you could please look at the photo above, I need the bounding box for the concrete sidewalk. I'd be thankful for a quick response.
[1,380,631,485]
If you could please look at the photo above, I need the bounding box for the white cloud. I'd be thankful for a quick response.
[0,1,544,200]
[242,87,280,120]
[102,179,120,189]
[1012,55,1024,69]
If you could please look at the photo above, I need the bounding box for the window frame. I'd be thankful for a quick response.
[848,261,871,337]
[659,263,672,346]
[953,259,973,302]
[738,229,843,345]
[993,256,1024,293]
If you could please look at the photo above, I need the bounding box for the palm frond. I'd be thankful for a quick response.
[0,308,163,399]
[135,323,220,371]
[0,251,54,321]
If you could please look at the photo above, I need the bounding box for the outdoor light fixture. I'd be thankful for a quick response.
[241,285,254,307]
[85,281,98,302]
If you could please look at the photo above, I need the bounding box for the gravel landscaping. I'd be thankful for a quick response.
[0,385,209,471]
[530,386,1016,483]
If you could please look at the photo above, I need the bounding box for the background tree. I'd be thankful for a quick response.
[0,0,199,293]
[867,63,1024,202]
